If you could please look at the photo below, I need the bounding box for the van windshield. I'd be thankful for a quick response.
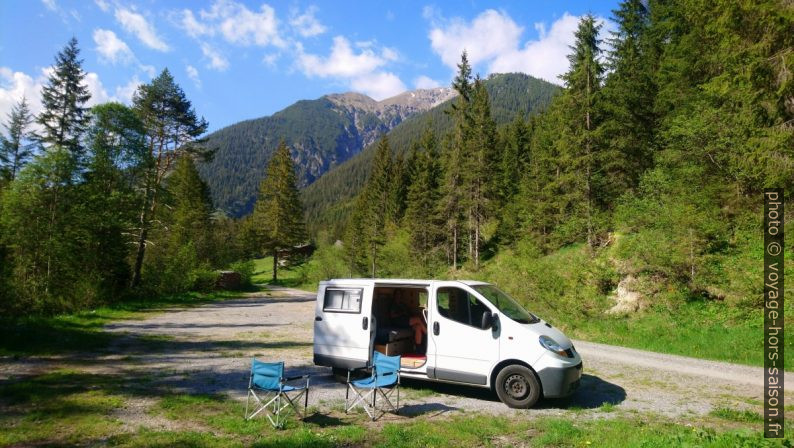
[472,285,539,324]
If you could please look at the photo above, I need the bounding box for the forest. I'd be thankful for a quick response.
[0,0,792,364]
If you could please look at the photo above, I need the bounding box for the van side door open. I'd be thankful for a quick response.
[313,283,373,369]
[427,282,499,385]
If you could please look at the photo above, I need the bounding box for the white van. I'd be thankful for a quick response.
[313,279,582,408]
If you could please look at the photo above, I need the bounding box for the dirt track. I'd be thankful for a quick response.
[2,286,787,425]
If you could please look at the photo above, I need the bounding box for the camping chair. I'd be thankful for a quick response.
[345,351,401,420]
[244,359,310,428]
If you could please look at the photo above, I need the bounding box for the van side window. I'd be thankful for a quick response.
[436,287,488,328]
[323,288,363,313]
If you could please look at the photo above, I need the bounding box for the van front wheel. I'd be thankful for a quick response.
[495,365,541,408]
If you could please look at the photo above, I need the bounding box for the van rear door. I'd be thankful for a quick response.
[313,283,373,369]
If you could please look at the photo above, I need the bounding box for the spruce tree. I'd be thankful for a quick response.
[36,38,91,155]
[252,141,306,282]
[1,97,35,181]
[167,156,214,261]
[600,0,657,197]
[405,127,442,272]
[465,77,498,269]
[130,69,209,287]
[557,14,605,247]
[359,136,393,277]
[441,51,473,269]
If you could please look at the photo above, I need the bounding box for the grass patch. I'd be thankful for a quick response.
[710,407,764,423]
[251,257,314,290]
[0,369,127,446]
[0,290,241,357]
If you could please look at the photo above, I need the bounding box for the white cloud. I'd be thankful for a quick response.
[289,6,326,38]
[94,0,109,12]
[115,7,170,51]
[201,42,229,71]
[428,9,523,71]
[296,36,405,100]
[1,67,138,133]
[178,0,284,48]
[350,72,405,101]
[114,76,142,104]
[0,68,44,129]
[93,29,134,64]
[489,13,612,84]
[180,9,211,38]
[414,75,441,89]
[428,10,611,85]
[297,36,386,78]
[186,65,201,88]
[41,0,56,11]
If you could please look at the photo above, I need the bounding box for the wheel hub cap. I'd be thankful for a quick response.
[505,374,529,399]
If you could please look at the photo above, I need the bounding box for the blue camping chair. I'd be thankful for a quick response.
[345,351,401,420]
[244,359,310,428]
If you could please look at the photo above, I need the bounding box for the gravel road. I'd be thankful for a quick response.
[2,286,787,426]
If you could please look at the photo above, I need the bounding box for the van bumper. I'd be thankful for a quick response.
[536,361,583,398]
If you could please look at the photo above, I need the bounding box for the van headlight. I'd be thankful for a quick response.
[539,335,567,357]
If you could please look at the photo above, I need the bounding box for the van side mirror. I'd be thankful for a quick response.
[480,311,493,330]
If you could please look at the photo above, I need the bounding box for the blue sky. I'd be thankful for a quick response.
[0,1,618,132]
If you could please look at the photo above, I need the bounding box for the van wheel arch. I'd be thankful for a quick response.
[490,360,544,397]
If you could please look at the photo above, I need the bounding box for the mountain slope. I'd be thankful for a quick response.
[198,88,455,216]
[301,73,560,235]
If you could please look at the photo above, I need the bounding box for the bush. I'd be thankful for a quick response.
[228,260,255,287]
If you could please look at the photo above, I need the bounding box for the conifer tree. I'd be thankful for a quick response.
[167,156,213,261]
[359,136,393,277]
[465,77,498,269]
[253,141,306,282]
[130,69,209,287]
[441,51,473,269]
[1,97,35,181]
[600,0,656,196]
[557,14,605,247]
[405,127,442,271]
[36,38,91,155]
[81,103,148,297]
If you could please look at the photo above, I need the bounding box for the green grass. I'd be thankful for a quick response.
[251,257,314,290]
[710,407,764,423]
[2,372,790,448]
[0,290,241,357]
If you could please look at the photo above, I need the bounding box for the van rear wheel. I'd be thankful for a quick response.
[495,365,541,409]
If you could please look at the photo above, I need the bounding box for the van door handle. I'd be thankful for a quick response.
[362,317,368,330]
[433,321,440,335]
[315,316,322,321]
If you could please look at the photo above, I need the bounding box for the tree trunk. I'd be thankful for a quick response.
[272,249,278,283]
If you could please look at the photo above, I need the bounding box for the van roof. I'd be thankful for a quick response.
[322,278,490,287]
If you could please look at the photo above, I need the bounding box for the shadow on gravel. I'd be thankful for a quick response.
[539,374,626,409]
[399,402,461,417]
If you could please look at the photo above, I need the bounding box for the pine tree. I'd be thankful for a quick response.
[252,141,306,282]
[130,69,209,287]
[498,113,530,204]
[557,14,605,247]
[360,136,393,277]
[441,51,473,269]
[600,0,657,197]
[1,97,35,181]
[35,38,91,155]
[405,127,443,272]
[167,156,214,261]
[465,77,498,269]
